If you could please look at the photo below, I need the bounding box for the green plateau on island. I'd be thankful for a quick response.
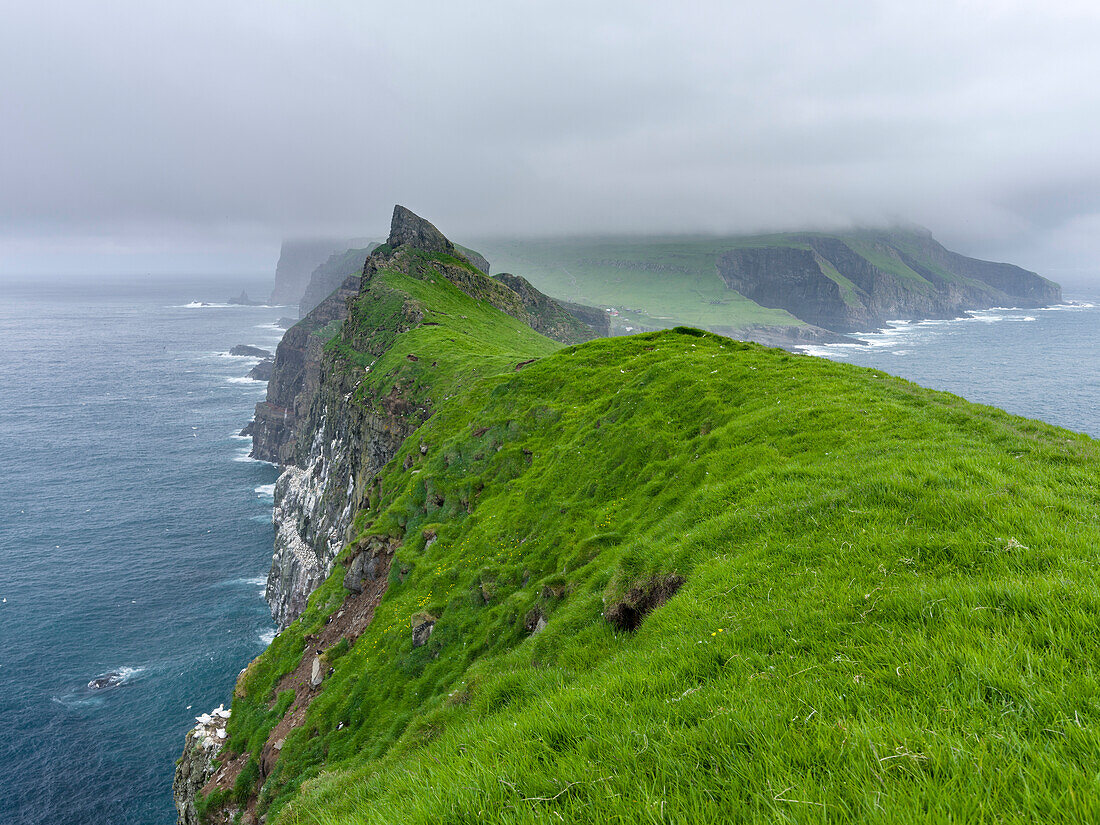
[475,228,1060,335]
[177,207,1099,824]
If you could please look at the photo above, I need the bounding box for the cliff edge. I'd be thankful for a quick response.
[178,211,1092,825]
[250,205,606,629]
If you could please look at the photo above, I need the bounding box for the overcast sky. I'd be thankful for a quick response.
[4,0,1100,279]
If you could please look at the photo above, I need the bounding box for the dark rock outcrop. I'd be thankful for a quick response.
[558,300,611,337]
[250,275,361,466]
[228,291,263,306]
[230,345,272,358]
[456,244,491,275]
[247,357,275,382]
[493,272,607,341]
[343,536,400,594]
[387,205,454,256]
[411,614,436,647]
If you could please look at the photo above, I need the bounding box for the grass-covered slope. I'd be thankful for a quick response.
[215,234,1098,824]
[475,236,804,333]
[475,230,1060,335]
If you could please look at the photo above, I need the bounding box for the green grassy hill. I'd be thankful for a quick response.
[475,236,804,333]
[475,230,1060,334]
[196,218,1099,824]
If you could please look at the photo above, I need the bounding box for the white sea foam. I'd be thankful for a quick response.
[214,353,264,361]
[798,299,1087,362]
[226,376,265,384]
[259,629,277,645]
[799,345,847,358]
[215,576,268,591]
[84,666,146,692]
[1038,301,1095,311]
[114,666,145,683]
[255,484,276,499]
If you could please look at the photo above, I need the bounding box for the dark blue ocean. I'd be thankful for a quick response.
[0,277,283,824]
[799,285,1100,438]
[1,277,1099,824]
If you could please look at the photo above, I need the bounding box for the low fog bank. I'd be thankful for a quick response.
[6,2,1100,281]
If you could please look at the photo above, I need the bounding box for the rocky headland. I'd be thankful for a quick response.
[716,229,1061,332]
[175,211,1078,825]
[250,206,604,630]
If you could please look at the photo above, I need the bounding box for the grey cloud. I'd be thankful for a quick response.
[3,0,1100,276]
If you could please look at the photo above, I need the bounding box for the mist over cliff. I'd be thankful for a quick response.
[6,3,1100,280]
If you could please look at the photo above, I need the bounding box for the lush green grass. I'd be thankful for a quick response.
[219,244,1100,824]
[472,237,804,332]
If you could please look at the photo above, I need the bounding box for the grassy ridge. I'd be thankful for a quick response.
[220,247,1100,823]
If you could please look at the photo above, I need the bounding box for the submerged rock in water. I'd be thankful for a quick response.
[228,290,264,306]
[230,344,273,358]
[248,357,275,381]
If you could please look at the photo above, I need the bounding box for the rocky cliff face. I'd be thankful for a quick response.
[559,299,612,337]
[173,707,232,825]
[455,244,491,275]
[716,230,1061,332]
[270,239,364,308]
[250,275,360,465]
[256,205,593,630]
[264,374,416,628]
[719,246,862,331]
[493,272,608,341]
[299,246,375,318]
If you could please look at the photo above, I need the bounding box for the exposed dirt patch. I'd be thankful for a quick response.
[202,549,394,819]
[260,552,393,776]
[604,574,685,631]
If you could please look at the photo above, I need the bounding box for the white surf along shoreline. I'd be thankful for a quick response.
[797,300,1095,360]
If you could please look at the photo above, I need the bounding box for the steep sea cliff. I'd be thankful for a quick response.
[173,215,1081,824]
[716,229,1061,332]
[174,206,604,822]
[251,209,605,634]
